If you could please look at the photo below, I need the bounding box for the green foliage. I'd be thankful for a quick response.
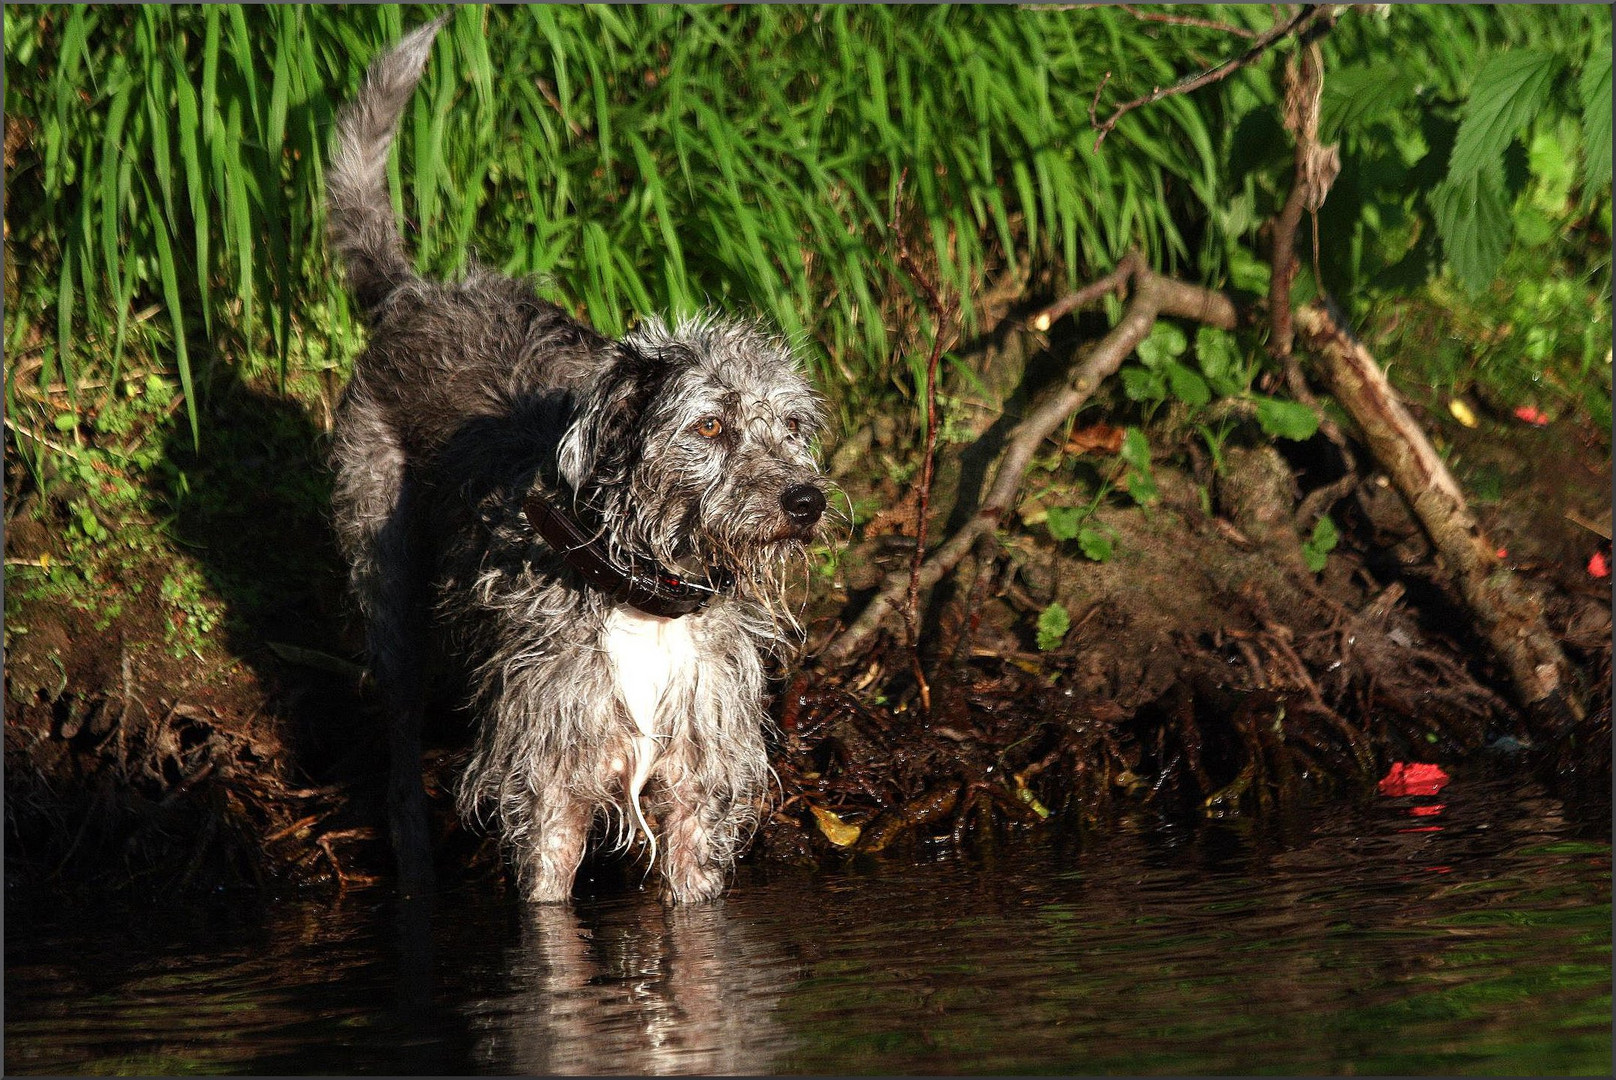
[1578,49,1612,190]
[1044,505,1083,543]
[1312,4,1611,300]
[1254,396,1321,442]
[1447,49,1560,185]
[1125,320,1213,411]
[4,2,1232,447]
[1119,427,1159,506]
[1076,527,1114,563]
[1042,494,1114,562]
[1380,243,1613,432]
[1300,514,1339,573]
[1036,602,1070,652]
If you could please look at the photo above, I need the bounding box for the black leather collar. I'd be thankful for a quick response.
[522,491,733,618]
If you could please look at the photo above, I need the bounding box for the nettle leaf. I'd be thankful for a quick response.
[1036,602,1070,652]
[1045,505,1082,542]
[1121,365,1167,403]
[1320,64,1418,142]
[1135,320,1187,368]
[1165,361,1211,407]
[1431,162,1512,293]
[1077,526,1113,562]
[1254,396,1320,441]
[1580,47,1612,189]
[1448,48,1560,183]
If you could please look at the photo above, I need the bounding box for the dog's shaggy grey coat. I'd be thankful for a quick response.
[327,16,828,903]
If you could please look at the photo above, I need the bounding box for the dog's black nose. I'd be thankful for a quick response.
[780,483,826,527]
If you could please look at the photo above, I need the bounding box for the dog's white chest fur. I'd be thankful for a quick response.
[602,607,698,745]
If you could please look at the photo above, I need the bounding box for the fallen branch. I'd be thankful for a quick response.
[822,257,1238,665]
[1295,301,1586,729]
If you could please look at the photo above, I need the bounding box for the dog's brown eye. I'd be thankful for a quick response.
[786,417,801,436]
[694,417,724,439]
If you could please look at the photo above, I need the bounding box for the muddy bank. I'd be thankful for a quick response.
[4,394,1610,901]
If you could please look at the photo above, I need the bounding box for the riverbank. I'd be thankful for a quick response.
[5,367,1609,902]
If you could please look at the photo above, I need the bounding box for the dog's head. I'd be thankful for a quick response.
[558,315,829,591]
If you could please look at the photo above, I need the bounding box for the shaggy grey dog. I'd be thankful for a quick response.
[327,17,828,903]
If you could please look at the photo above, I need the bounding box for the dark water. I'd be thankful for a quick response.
[6,767,1611,1075]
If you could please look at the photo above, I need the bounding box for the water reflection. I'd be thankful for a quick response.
[5,767,1609,1075]
[469,900,795,1075]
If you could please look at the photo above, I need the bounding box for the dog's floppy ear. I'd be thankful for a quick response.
[557,347,665,492]
[556,390,619,491]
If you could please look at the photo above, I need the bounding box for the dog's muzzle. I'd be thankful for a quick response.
[780,483,827,530]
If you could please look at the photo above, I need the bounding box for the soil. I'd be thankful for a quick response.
[4,374,1610,902]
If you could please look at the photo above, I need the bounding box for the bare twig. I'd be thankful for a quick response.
[1029,251,1143,331]
[1092,4,1326,150]
[1119,5,1259,39]
[888,171,958,711]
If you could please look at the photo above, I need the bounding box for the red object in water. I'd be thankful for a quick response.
[1589,550,1610,579]
[1378,761,1450,797]
[1513,404,1550,426]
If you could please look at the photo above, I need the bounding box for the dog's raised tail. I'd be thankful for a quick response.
[327,14,449,316]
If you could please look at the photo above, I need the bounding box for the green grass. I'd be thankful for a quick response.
[5,2,1245,447]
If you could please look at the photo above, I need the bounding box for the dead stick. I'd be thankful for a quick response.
[889,170,955,711]
[1295,301,1585,727]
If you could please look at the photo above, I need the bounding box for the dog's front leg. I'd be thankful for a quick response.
[519,800,592,904]
[656,790,731,903]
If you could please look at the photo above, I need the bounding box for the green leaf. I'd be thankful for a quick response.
[1431,163,1512,294]
[1120,426,1151,471]
[1580,48,1612,189]
[1135,320,1188,368]
[1301,513,1339,573]
[1120,427,1159,505]
[1036,602,1070,652]
[1254,396,1320,441]
[1194,326,1239,381]
[1448,48,1559,183]
[1166,361,1211,407]
[1120,366,1167,403]
[1320,64,1418,142]
[1077,526,1113,562]
[1045,505,1082,542]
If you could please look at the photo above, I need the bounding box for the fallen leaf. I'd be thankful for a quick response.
[1064,421,1125,456]
[1377,761,1450,797]
[1513,404,1550,426]
[808,804,862,847]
